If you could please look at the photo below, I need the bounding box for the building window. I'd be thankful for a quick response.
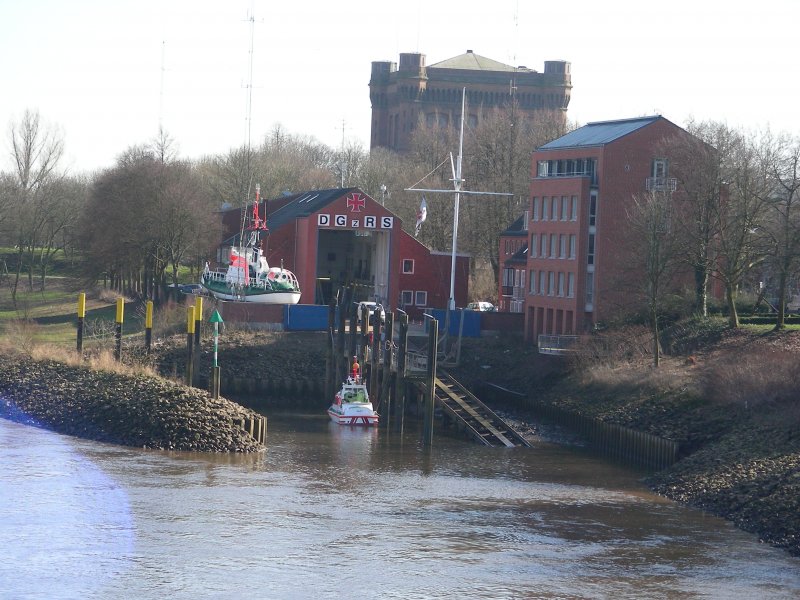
[532,197,539,221]
[502,268,513,286]
[530,234,538,258]
[571,196,578,221]
[586,272,594,306]
[529,270,536,294]
[541,233,548,258]
[561,196,569,221]
[402,259,414,274]
[559,234,567,259]
[652,158,668,178]
[569,234,576,259]
[539,271,547,296]
[548,271,555,296]
[504,240,510,255]
[542,197,549,221]
[587,233,595,266]
[415,291,427,306]
[589,192,597,227]
[523,210,529,231]
[551,197,559,221]
[567,272,575,297]
[550,234,557,258]
[537,161,548,177]
[558,272,565,296]
[401,290,413,306]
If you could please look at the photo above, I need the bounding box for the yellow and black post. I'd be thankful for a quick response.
[144,300,153,354]
[186,305,196,387]
[76,293,86,354]
[114,297,124,361]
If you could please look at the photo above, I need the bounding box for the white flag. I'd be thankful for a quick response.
[415,196,427,237]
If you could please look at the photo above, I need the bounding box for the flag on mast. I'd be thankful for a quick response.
[415,196,427,237]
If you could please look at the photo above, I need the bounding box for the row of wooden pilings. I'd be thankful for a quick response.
[232,414,267,445]
[481,382,680,471]
[323,288,439,446]
[536,402,680,470]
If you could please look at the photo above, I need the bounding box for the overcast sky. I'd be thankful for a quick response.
[1,0,797,174]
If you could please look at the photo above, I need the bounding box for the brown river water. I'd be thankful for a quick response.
[1,412,799,599]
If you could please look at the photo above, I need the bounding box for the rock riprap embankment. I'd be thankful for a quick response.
[0,358,263,452]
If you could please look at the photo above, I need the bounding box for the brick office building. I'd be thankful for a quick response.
[523,116,702,343]
[213,187,468,320]
[369,50,571,153]
[498,212,529,313]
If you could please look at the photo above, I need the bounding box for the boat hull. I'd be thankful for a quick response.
[327,407,379,426]
[201,278,301,304]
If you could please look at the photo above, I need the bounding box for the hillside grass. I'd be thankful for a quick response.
[0,248,202,348]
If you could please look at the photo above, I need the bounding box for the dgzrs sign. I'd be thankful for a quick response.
[318,214,393,229]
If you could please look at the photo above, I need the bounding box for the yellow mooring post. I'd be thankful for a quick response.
[144,300,153,354]
[114,297,124,361]
[76,293,86,354]
[186,305,195,387]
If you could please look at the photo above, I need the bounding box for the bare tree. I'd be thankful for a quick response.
[660,120,733,316]
[712,130,771,328]
[760,132,800,329]
[626,189,682,367]
[4,110,65,302]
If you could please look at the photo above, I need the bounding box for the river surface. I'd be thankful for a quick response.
[1,412,799,599]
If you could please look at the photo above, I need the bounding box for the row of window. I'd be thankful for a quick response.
[400,290,427,307]
[532,195,578,222]
[530,233,576,260]
[503,239,524,256]
[536,158,597,178]
[529,270,575,298]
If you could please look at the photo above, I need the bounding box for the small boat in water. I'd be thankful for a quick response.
[328,363,378,426]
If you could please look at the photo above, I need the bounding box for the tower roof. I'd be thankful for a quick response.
[428,50,521,72]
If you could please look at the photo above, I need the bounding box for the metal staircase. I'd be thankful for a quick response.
[434,371,531,448]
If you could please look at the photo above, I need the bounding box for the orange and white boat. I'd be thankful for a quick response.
[327,374,378,426]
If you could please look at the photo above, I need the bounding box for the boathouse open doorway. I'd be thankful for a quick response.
[314,229,390,306]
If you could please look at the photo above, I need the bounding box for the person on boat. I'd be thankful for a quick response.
[351,356,360,382]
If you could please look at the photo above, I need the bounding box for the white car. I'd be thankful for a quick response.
[357,301,386,325]
[466,301,495,312]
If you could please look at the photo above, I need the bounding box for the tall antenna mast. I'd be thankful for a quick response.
[244,7,256,194]
[405,88,513,310]
[340,119,346,188]
[159,40,165,133]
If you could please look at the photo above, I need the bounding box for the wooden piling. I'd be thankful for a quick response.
[381,310,393,429]
[423,315,438,447]
[394,311,408,434]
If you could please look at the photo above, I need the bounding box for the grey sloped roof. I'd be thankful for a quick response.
[266,188,357,231]
[540,116,663,150]
[219,188,357,247]
[429,51,520,72]
[501,213,528,236]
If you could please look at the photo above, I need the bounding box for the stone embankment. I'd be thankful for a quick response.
[0,358,264,452]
